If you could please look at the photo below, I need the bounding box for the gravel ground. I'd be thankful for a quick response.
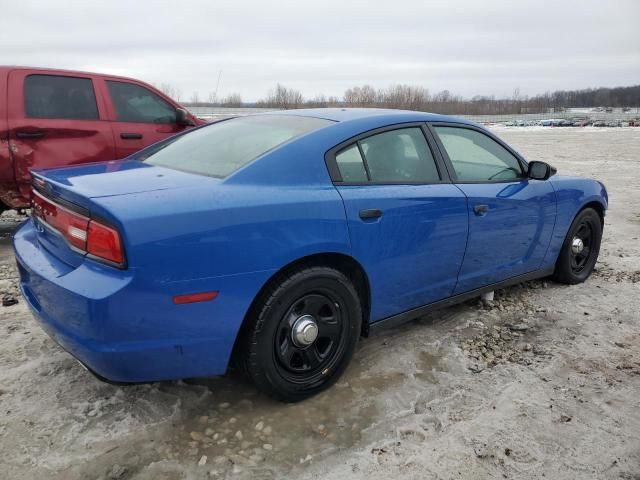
[0,127,638,480]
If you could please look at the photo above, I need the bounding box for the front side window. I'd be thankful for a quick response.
[107,81,176,124]
[24,74,98,120]
[146,115,333,178]
[433,126,523,182]
[334,127,440,184]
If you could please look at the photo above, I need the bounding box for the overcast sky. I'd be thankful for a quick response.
[2,0,638,102]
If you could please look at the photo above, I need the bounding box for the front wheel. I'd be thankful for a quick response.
[240,266,362,402]
[553,207,603,284]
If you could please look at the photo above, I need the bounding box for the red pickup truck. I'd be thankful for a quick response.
[0,66,204,210]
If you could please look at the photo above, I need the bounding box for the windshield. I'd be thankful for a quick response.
[145,115,334,177]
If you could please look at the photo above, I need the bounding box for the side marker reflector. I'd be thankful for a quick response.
[173,291,219,305]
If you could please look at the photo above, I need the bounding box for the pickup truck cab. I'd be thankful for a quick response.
[0,66,203,210]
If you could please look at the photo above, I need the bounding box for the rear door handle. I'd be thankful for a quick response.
[120,133,143,140]
[473,204,489,216]
[359,208,383,220]
[16,130,45,139]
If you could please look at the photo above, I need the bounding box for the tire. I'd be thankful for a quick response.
[553,207,602,284]
[240,266,362,402]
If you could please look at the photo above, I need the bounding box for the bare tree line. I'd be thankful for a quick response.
[157,83,243,108]
[161,82,640,114]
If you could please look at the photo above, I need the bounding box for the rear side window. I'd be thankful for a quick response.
[335,144,368,182]
[334,127,440,184]
[433,126,523,182]
[107,81,176,124]
[24,74,98,120]
[146,115,333,178]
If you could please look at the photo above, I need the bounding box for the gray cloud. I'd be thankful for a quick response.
[1,0,638,101]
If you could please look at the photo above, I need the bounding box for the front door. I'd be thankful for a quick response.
[430,124,555,293]
[102,79,186,158]
[329,125,469,322]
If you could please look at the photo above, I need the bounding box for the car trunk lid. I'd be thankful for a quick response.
[30,160,220,268]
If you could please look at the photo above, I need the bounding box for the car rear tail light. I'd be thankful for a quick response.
[87,221,124,264]
[31,188,125,267]
[32,190,89,250]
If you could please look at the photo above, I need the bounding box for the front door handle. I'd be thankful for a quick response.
[359,208,383,220]
[16,130,45,139]
[473,204,489,216]
[120,132,143,140]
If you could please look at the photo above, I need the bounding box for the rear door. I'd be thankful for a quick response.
[6,69,115,206]
[430,123,555,293]
[101,79,186,158]
[327,124,469,322]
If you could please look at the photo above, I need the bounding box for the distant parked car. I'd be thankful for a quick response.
[570,119,590,127]
[0,66,204,211]
[15,109,608,401]
[592,120,606,127]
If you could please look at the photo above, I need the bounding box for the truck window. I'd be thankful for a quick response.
[24,74,99,120]
[107,81,177,124]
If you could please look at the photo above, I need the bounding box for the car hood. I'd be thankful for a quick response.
[33,160,219,200]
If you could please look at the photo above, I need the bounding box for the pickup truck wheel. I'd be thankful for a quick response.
[553,208,602,284]
[241,266,361,402]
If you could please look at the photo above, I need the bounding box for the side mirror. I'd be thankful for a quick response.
[528,161,557,180]
[176,108,195,127]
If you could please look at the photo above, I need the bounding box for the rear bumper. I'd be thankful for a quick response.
[14,219,273,382]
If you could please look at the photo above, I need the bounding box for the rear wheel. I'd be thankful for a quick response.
[553,208,602,284]
[240,266,361,402]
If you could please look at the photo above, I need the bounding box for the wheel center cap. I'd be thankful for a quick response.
[292,315,318,347]
[571,237,584,254]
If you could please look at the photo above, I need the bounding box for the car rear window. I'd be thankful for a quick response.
[145,115,334,178]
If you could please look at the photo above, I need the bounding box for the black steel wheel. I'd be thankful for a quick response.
[569,220,593,274]
[554,208,602,284]
[274,293,347,382]
[240,266,361,402]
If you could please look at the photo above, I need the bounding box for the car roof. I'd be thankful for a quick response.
[265,107,478,126]
[0,65,147,84]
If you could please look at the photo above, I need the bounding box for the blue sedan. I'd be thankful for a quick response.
[14,109,608,401]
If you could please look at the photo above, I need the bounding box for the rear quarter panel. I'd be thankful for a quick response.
[91,180,351,365]
[98,183,352,279]
[542,175,608,268]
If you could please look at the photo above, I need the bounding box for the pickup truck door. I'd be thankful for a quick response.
[6,69,115,207]
[328,125,469,322]
[430,124,556,294]
[101,78,188,158]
